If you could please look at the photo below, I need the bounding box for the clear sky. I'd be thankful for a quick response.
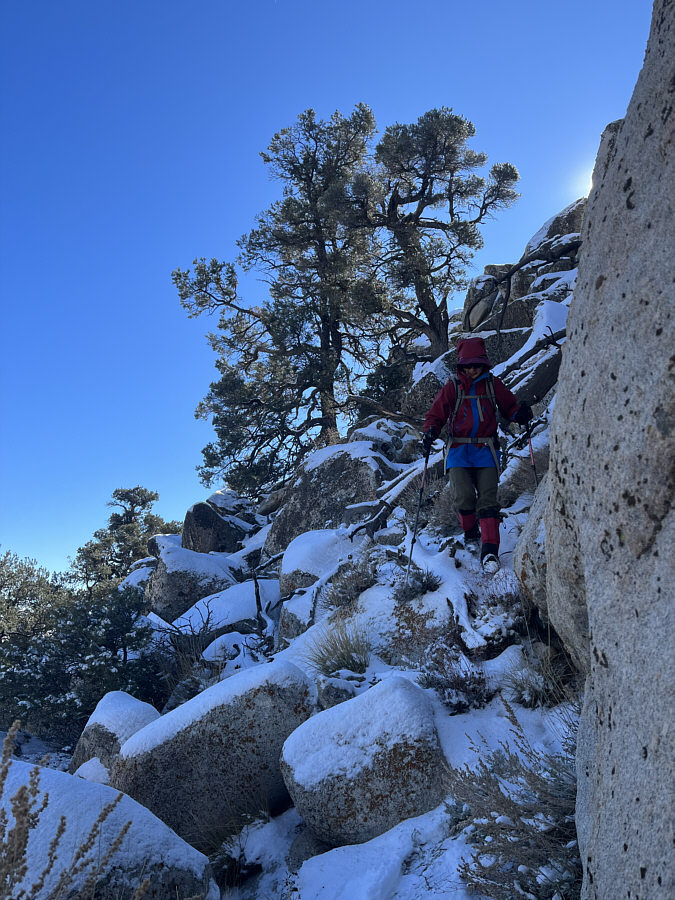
[0,0,653,573]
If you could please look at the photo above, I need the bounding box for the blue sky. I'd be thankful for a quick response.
[0,0,652,572]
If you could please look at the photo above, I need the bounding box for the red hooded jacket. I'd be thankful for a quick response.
[423,369,520,468]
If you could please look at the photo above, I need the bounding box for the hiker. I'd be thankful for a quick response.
[421,337,532,574]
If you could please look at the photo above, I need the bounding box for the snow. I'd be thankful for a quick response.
[294,804,473,900]
[201,630,249,661]
[129,555,155,571]
[173,578,280,631]
[412,353,451,387]
[523,198,583,254]
[73,756,109,783]
[2,759,218,899]
[119,565,153,590]
[281,588,315,626]
[120,658,310,758]
[302,440,400,475]
[206,487,248,512]
[281,528,362,580]
[281,676,437,789]
[86,690,159,742]
[151,532,241,582]
[493,300,569,380]
[436,697,566,772]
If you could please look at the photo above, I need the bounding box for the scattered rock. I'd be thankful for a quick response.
[263,445,397,559]
[145,534,241,622]
[281,677,444,846]
[3,759,219,899]
[110,660,315,853]
[181,501,253,554]
[348,418,419,463]
[69,691,160,775]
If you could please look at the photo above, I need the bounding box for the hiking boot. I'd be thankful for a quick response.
[481,553,500,575]
[462,522,481,552]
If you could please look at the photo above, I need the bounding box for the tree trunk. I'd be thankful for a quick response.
[391,224,449,357]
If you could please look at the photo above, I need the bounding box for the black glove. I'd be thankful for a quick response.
[421,427,437,454]
[514,403,533,425]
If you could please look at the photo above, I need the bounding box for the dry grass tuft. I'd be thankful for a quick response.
[303,620,371,677]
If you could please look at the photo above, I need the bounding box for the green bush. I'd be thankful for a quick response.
[0,586,165,746]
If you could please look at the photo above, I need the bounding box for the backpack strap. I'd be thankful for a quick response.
[446,374,501,469]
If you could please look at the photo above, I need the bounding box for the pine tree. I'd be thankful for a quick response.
[352,107,519,358]
[174,106,390,495]
[68,486,180,594]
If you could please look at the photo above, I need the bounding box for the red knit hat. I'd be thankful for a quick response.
[456,337,491,367]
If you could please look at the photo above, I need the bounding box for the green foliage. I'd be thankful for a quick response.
[176,104,518,493]
[0,488,177,746]
[0,585,164,745]
[0,551,69,635]
[174,106,389,494]
[354,107,520,357]
[68,486,180,592]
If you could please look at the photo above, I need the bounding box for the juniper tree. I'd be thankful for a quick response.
[174,105,390,495]
[351,107,519,358]
[0,487,178,742]
[68,486,180,594]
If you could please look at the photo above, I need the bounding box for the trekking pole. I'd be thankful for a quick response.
[526,422,539,489]
[406,446,431,585]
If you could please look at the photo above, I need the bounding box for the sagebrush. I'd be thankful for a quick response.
[444,701,581,900]
[319,556,378,613]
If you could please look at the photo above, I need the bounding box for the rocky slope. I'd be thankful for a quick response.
[4,193,586,899]
[4,8,672,890]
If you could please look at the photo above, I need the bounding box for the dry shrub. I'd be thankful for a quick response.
[0,724,203,900]
[500,446,550,508]
[503,642,580,710]
[418,639,490,713]
[398,473,447,530]
[393,567,443,605]
[304,621,371,677]
[428,480,461,535]
[318,556,378,614]
[445,700,581,900]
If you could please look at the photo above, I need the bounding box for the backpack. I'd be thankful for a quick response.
[446,373,501,469]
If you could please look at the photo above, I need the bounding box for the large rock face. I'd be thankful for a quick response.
[263,443,397,559]
[110,659,315,853]
[513,474,549,622]
[280,677,445,846]
[545,4,674,898]
[3,760,218,899]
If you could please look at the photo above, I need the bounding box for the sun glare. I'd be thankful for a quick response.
[572,165,595,198]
